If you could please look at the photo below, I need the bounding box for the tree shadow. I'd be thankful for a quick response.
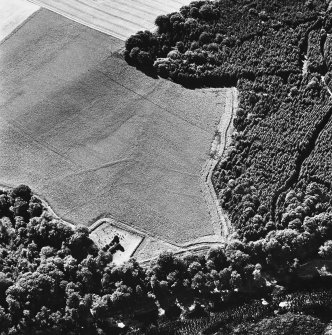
[124,53,159,79]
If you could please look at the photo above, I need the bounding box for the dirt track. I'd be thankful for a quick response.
[200,88,237,239]
[0,9,230,244]
[136,88,238,263]
[28,0,194,40]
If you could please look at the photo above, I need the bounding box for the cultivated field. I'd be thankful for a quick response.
[28,0,194,40]
[0,0,39,42]
[0,9,230,244]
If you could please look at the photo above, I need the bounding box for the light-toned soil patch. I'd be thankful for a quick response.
[302,57,308,75]
[28,0,194,40]
[0,10,229,244]
[0,0,39,42]
[89,219,144,265]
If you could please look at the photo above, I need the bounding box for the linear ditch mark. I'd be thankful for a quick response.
[271,102,332,223]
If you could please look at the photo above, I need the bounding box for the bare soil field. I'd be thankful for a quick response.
[0,9,229,244]
[0,0,39,43]
[28,0,194,40]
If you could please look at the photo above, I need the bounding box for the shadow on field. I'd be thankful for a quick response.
[124,53,159,80]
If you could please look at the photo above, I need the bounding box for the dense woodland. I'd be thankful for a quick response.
[1,185,332,334]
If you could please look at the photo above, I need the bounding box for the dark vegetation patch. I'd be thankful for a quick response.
[121,0,332,333]
[0,185,156,334]
[3,0,332,334]
[125,0,325,87]
[124,0,332,268]
[2,185,331,334]
[129,290,332,334]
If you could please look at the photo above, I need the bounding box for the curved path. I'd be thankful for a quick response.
[200,87,237,240]
[89,87,238,264]
[0,85,238,265]
[9,86,237,264]
[0,85,237,265]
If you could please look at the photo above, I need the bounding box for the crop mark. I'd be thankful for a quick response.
[0,112,81,171]
[96,69,211,134]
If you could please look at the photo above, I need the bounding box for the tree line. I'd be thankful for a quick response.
[1,184,332,333]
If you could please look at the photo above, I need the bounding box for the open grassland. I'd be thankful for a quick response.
[28,0,194,40]
[0,0,39,42]
[0,9,229,244]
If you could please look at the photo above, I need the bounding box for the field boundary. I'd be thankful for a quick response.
[88,217,224,264]
[28,0,130,41]
[89,216,222,249]
[200,87,237,239]
[0,7,41,46]
[89,218,146,255]
[27,0,192,41]
[0,86,237,264]
[0,183,76,229]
